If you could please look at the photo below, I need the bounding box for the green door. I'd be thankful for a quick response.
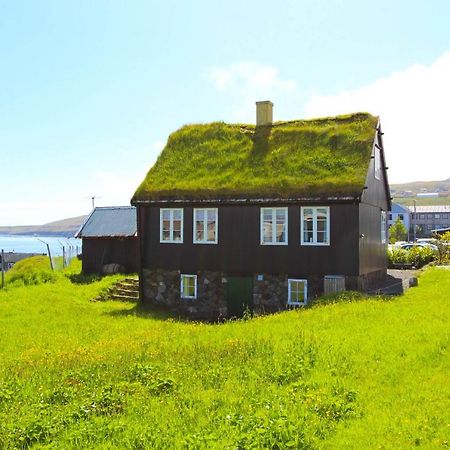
[226,277,254,318]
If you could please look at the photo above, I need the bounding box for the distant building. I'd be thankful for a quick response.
[410,205,450,237]
[416,192,439,198]
[76,207,138,274]
[388,203,411,240]
[0,252,44,271]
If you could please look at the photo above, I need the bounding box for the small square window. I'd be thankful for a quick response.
[180,274,197,299]
[288,279,307,305]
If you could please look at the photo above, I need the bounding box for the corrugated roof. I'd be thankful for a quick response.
[76,207,137,238]
[408,205,450,213]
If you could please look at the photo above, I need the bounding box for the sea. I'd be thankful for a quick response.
[0,235,82,257]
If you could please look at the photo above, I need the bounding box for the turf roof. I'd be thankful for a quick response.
[132,112,379,202]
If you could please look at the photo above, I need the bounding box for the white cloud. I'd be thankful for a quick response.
[207,62,298,122]
[304,51,450,183]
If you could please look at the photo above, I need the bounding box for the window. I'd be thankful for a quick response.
[388,213,392,221]
[381,211,387,244]
[288,279,307,305]
[435,214,440,219]
[301,207,330,245]
[442,214,449,219]
[180,274,197,299]
[160,208,183,243]
[427,214,433,219]
[398,214,404,220]
[193,208,218,244]
[261,207,288,245]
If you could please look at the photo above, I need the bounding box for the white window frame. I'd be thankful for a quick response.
[160,208,184,243]
[260,207,288,246]
[180,274,197,299]
[288,279,308,306]
[193,208,218,244]
[381,210,387,244]
[301,206,330,246]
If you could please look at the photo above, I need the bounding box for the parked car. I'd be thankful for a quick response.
[400,242,438,251]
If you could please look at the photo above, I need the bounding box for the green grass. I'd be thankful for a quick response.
[133,113,378,201]
[393,196,450,206]
[0,267,449,448]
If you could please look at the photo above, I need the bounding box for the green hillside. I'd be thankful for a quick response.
[0,264,448,448]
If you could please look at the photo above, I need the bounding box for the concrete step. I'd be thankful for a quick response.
[115,282,139,291]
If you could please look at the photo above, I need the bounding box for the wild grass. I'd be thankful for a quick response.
[133,113,378,201]
[0,267,448,448]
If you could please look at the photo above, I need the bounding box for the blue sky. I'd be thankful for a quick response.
[1,0,449,225]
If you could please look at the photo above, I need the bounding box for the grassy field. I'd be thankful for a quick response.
[0,262,449,448]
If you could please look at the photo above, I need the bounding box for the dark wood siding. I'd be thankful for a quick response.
[82,237,139,274]
[141,203,360,277]
[360,131,390,211]
[358,203,387,275]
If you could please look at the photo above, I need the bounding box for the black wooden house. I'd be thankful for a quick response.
[131,102,390,320]
[76,206,138,274]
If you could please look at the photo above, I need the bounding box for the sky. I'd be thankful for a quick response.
[1,0,449,225]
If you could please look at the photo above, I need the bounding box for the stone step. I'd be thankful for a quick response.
[115,282,139,291]
[110,293,139,302]
[114,288,139,298]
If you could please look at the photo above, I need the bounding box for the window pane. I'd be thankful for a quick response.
[275,210,286,242]
[263,219,273,242]
[162,230,170,240]
[173,209,182,220]
[196,210,205,221]
[162,219,171,231]
[173,230,181,241]
[317,231,327,243]
[207,209,216,221]
[290,281,305,303]
[317,219,327,232]
[195,220,204,241]
[206,220,216,241]
[162,210,170,220]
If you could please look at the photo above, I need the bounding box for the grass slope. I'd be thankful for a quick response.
[0,268,449,448]
[393,196,450,206]
[133,113,378,201]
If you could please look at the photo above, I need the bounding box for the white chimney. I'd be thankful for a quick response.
[256,100,273,126]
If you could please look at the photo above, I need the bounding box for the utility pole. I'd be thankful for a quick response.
[413,200,417,242]
[1,249,4,289]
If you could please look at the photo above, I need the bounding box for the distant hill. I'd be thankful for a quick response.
[390,178,450,193]
[391,178,450,206]
[0,215,87,238]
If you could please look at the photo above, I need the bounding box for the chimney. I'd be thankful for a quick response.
[256,100,273,126]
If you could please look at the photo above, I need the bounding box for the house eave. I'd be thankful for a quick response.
[131,195,361,206]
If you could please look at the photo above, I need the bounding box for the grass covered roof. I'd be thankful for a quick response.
[132,112,378,202]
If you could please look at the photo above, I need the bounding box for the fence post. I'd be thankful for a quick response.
[1,249,4,289]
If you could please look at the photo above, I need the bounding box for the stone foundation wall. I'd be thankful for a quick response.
[141,269,386,320]
[142,269,227,321]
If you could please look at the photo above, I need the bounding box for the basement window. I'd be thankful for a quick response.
[180,274,197,299]
[260,207,288,245]
[160,208,183,243]
[194,208,218,244]
[288,279,307,306]
[301,207,330,246]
